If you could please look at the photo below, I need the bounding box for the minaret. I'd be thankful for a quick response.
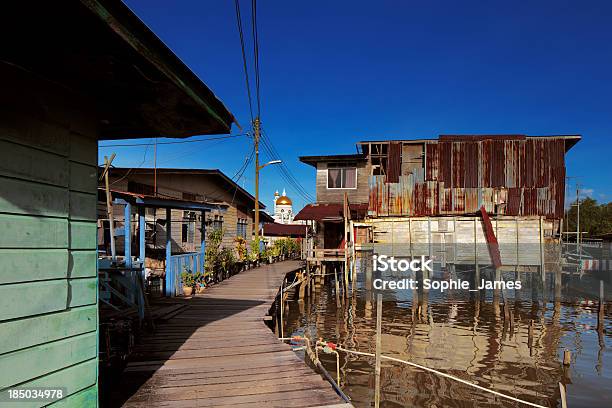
[273,190,280,214]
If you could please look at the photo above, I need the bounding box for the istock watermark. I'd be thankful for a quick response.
[372,255,522,293]
[373,255,433,272]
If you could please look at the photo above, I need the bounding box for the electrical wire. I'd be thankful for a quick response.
[261,131,312,200]
[251,0,261,117]
[104,138,155,186]
[99,134,244,148]
[234,0,255,124]
[231,143,256,181]
[259,129,314,202]
[260,143,313,204]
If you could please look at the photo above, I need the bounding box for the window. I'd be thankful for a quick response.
[236,218,248,239]
[182,224,188,243]
[182,212,195,244]
[327,167,356,189]
[212,215,224,231]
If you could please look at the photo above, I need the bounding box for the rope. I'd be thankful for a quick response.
[328,343,547,408]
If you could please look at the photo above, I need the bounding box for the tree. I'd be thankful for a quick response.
[564,197,612,239]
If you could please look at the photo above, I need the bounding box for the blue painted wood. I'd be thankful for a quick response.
[124,202,132,269]
[165,208,172,297]
[200,210,206,273]
[138,207,145,263]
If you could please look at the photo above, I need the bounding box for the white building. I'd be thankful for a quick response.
[273,189,294,224]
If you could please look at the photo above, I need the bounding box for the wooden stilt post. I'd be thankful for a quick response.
[334,265,341,308]
[343,193,350,295]
[374,293,383,408]
[540,216,546,284]
[559,382,568,408]
[563,349,571,366]
[599,280,605,332]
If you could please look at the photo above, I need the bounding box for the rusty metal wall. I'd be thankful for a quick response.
[369,138,566,218]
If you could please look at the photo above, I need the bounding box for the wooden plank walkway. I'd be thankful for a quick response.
[109,260,351,408]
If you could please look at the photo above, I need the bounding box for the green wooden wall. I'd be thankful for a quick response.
[0,114,99,406]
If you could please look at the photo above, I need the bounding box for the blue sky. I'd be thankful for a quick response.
[100,0,612,211]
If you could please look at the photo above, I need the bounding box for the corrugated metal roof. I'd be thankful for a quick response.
[262,223,307,237]
[294,203,368,222]
[369,137,571,219]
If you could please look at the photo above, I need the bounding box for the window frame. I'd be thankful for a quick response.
[326,166,357,190]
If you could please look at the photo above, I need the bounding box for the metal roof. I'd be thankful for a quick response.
[108,168,266,209]
[262,223,307,237]
[299,154,367,168]
[358,134,581,152]
[100,189,228,211]
[294,203,368,222]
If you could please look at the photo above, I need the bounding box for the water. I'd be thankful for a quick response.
[283,264,612,407]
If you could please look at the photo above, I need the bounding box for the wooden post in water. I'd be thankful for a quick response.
[559,382,568,408]
[334,265,341,308]
[528,319,534,348]
[374,293,382,408]
[563,349,571,366]
[598,280,605,332]
[343,192,350,294]
[539,216,546,284]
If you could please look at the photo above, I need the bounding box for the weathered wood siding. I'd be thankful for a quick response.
[0,76,99,405]
[108,174,254,254]
[367,216,551,266]
[315,161,369,204]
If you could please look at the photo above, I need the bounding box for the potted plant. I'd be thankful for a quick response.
[234,236,247,271]
[195,272,206,294]
[219,247,235,279]
[249,238,261,267]
[205,228,224,282]
[270,241,280,262]
[181,272,195,296]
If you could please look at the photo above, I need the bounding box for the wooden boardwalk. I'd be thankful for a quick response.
[110,260,351,408]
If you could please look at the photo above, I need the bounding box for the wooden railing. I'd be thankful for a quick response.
[166,252,205,296]
[306,248,346,261]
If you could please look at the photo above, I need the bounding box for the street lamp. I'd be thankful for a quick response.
[258,160,281,170]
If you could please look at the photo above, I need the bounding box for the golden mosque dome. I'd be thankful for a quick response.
[276,195,292,205]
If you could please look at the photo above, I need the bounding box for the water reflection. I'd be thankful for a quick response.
[285,259,611,407]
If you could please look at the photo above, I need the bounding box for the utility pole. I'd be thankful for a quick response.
[254,117,261,242]
[253,118,281,245]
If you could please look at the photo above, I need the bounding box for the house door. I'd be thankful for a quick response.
[323,222,344,249]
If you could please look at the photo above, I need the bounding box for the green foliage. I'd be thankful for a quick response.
[271,237,300,256]
[234,236,248,261]
[219,247,235,272]
[564,197,612,238]
[181,271,196,287]
[248,237,261,261]
[205,228,224,275]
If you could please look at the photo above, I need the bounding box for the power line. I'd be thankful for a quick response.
[260,142,312,202]
[105,138,155,186]
[259,139,313,203]
[260,128,314,202]
[99,134,244,148]
[232,143,255,181]
[155,137,239,166]
[234,0,254,124]
[251,0,261,117]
